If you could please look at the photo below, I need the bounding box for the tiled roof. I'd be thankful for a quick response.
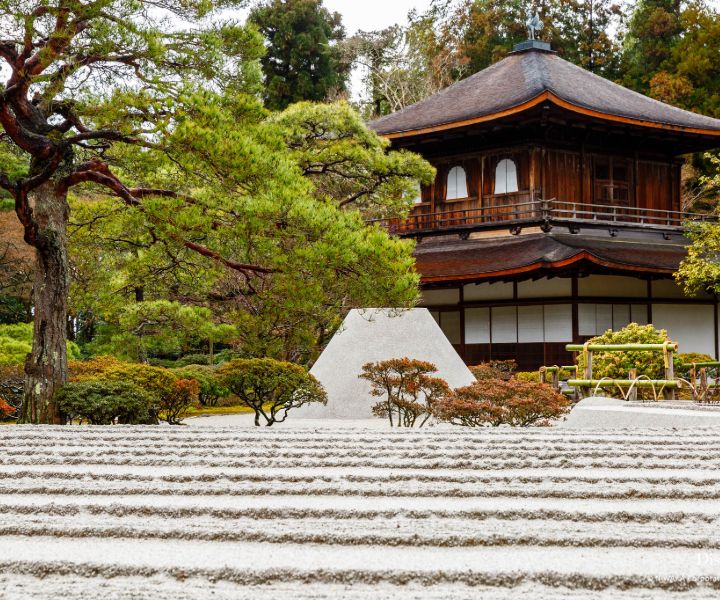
[370,48,720,136]
[414,232,687,282]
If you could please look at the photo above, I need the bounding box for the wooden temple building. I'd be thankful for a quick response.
[369,39,720,370]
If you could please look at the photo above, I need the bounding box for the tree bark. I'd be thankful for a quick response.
[19,182,70,424]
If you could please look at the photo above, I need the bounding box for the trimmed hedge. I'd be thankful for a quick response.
[217,358,326,426]
[434,379,571,427]
[174,364,228,406]
[69,359,197,424]
[56,381,154,425]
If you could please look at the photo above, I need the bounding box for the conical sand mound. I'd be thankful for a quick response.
[296,308,476,419]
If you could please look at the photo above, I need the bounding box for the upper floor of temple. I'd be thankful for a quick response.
[369,40,720,237]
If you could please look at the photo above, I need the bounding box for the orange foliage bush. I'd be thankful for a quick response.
[0,397,16,419]
[469,360,517,381]
[68,356,124,380]
[434,379,570,427]
[0,364,23,415]
[360,358,450,427]
[164,378,200,424]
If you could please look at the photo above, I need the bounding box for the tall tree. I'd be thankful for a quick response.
[69,100,434,364]
[621,0,683,94]
[0,0,267,423]
[405,0,623,81]
[648,1,720,118]
[620,1,720,210]
[546,0,624,77]
[249,0,350,110]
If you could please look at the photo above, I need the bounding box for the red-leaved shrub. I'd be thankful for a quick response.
[0,365,23,416]
[0,397,16,419]
[434,379,570,427]
[360,358,450,427]
[469,360,517,381]
[162,378,200,425]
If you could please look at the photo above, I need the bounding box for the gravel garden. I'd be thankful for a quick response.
[3,424,720,598]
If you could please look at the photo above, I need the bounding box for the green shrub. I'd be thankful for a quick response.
[216,358,327,426]
[576,323,670,381]
[675,353,716,379]
[516,368,576,383]
[213,348,243,364]
[174,354,214,367]
[434,379,571,427]
[174,365,228,406]
[69,356,124,380]
[0,322,80,365]
[0,335,30,366]
[56,380,154,425]
[147,357,181,368]
[360,358,450,427]
[83,362,177,397]
[71,360,197,424]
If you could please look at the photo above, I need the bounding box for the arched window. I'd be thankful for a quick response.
[494,158,519,194]
[446,166,468,200]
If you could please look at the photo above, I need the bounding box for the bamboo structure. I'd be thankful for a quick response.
[565,341,679,400]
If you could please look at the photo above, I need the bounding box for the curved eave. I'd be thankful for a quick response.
[381,91,720,141]
[419,250,675,284]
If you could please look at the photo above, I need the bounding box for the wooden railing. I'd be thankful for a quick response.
[369,199,715,235]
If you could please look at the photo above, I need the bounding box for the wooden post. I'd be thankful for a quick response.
[697,367,708,402]
[480,155,485,217]
[664,342,676,400]
[628,368,638,402]
[584,349,592,380]
[583,346,592,398]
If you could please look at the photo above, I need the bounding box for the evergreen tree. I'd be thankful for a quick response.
[69,100,433,365]
[546,0,623,77]
[621,0,683,93]
[396,0,623,86]
[0,0,265,422]
[249,0,350,110]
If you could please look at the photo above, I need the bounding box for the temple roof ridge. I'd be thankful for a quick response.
[369,48,720,138]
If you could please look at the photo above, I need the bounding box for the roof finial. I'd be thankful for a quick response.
[526,11,544,41]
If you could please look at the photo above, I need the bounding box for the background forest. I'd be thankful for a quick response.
[0,0,718,407]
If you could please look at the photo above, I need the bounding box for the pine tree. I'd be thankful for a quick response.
[249,0,350,110]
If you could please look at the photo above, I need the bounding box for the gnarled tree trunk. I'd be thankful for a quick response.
[19,182,70,424]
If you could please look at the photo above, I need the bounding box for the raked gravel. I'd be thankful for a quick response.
[3,423,720,598]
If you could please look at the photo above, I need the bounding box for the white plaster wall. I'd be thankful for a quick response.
[491,306,517,343]
[544,304,573,342]
[465,307,490,343]
[652,304,715,356]
[517,278,572,299]
[518,306,544,343]
[464,281,514,301]
[652,279,713,300]
[421,288,460,306]
[578,275,647,298]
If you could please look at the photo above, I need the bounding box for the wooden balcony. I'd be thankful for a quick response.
[369,199,715,237]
